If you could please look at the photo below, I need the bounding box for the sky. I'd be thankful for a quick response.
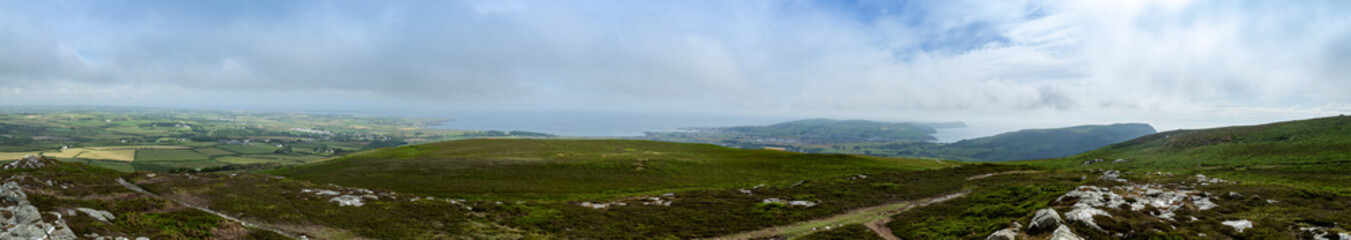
[2,0,1349,135]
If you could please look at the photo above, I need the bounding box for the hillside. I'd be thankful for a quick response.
[1023,115,1351,194]
[851,123,1155,162]
[938,123,1156,161]
[270,139,955,200]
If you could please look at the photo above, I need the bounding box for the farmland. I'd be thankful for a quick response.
[0,107,552,172]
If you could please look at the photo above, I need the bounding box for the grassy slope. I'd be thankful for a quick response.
[939,123,1156,161]
[1022,115,1351,194]
[271,139,954,200]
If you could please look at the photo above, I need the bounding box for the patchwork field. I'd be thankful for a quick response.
[216,144,279,154]
[193,147,237,156]
[136,149,211,161]
[73,149,136,162]
[0,151,40,160]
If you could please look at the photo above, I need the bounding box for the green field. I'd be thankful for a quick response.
[135,149,210,161]
[272,139,956,200]
[193,147,237,156]
[216,144,279,154]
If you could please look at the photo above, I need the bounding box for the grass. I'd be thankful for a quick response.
[216,144,279,154]
[271,139,955,200]
[3,158,267,238]
[74,149,137,162]
[85,160,136,172]
[1018,115,1351,196]
[887,172,1080,239]
[193,147,238,156]
[136,149,211,161]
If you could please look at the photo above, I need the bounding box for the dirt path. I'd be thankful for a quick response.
[966,170,1043,180]
[864,218,901,240]
[705,191,968,240]
[117,178,298,239]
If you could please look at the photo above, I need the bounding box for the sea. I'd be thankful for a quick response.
[421,110,1004,142]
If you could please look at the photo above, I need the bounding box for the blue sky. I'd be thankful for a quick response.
[1,0,1349,133]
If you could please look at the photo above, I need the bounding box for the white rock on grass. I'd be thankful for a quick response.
[1051,225,1085,240]
[1065,208,1111,231]
[985,228,1017,240]
[1029,208,1063,232]
[1222,220,1253,233]
[75,207,117,221]
[329,195,365,207]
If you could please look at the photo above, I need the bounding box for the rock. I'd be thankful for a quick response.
[985,228,1017,240]
[329,195,365,207]
[1221,220,1252,233]
[1028,208,1063,232]
[0,180,77,240]
[75,207,117,221]
[135,237,150,240]
[1051,225,1084,240]
[1192,196,1218,210]
[3,155,46,169]
[2,181,28,204]
[1065,208,1110,231]
[1081,159,1104,165]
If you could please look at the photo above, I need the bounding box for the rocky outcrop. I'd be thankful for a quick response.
[1055,171,1228,232]
[0,178,77,240]
[1050,225,1084,240]
[1028,208,1063,232]
[3,155,45,170]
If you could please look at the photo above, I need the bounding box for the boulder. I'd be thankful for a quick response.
[1028,208,1063,232]
[76,207,117,221]
[3,155,46,169]
[1051,225,1084,240]
[985,228,1017,240]
[1065,207,1111,231]
[1222,220,1253,233]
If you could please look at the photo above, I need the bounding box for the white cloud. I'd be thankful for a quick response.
[0,0,1347,130]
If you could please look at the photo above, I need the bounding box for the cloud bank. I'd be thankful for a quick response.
[1,0,1348,128]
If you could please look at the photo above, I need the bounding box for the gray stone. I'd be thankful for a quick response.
[1222,220,1253,233]
[1028,208,1062,232]
[76,207,117,221]
[3,155,45,169]
[1051,225,1084,240]
[985,228,1017,240]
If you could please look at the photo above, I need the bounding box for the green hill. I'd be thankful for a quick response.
[938,123,1156,161]
[1023,115,1351,194]
[270,139,955,200]
[859,123,1155,162]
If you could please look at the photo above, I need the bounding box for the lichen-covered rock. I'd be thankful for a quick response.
[3,155,46,170]
[1222,220,1252,233]
[1050,225,1084,240]
[329,195,365,207]
[75,208,117,222]
[985,228,1017,240]
[0,180,77,240]
[1065,207,1110,231]
[1028,208,1062,232]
